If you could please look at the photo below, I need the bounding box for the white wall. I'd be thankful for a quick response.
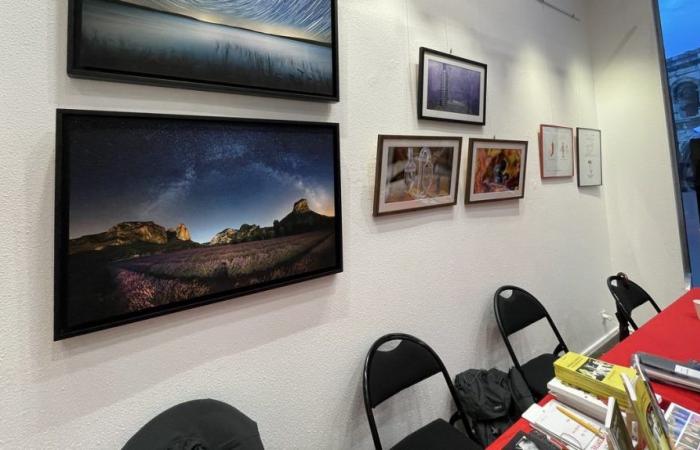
[588,0,687,315]
[0,0,683,449]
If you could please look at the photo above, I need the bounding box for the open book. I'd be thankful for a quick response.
[523,400,609,450]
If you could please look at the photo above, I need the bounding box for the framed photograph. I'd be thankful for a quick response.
[55,110,343,340]
[577,128,602,187]
[465,138,528,204]
[373,135,462,216]
[539,124,574,178]
[418,47,487,125]
[67,0,339,102]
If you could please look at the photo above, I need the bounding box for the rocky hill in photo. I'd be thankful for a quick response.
[69,221,193,255]
[275,199,334,236]
[209,198,334,245]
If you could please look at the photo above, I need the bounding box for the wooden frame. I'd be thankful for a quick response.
[465,138,528,204]
[539,124,574,179]
[55,109,343,340]
[576,127,603,187]
[418,47,487,125]
[67,0,340,102]
[373,135,462,216]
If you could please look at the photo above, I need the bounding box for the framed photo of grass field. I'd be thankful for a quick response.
[54,110,343,340]
[67,0,339,101]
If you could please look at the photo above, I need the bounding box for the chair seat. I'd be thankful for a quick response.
[392,418,481,450]
[521,353,556,398]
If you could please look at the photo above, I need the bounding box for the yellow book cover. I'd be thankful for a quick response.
[621,373,672,450]
[554,352,637,402]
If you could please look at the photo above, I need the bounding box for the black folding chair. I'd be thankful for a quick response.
[607,273,661,340]
[494,286,568,400]
[363,333,482,450]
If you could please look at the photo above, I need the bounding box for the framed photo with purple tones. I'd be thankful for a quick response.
[54,109,343,340]
[373,135,462,216]
[418,47,487,125]
[67,0,339,102]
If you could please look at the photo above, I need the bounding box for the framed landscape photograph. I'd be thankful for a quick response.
[373,135,462,216]
[539,124,574,178]
[577,128,603,187]
[465,138,528,204]
[55,110,343,340]
[67,0,339,101]
[418,47,487,125]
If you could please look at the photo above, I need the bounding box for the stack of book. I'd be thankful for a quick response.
[534,353,683,450]
[554,352,637,410]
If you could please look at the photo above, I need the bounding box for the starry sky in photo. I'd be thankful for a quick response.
[66,115,336,244]
[659,0,700,57]
[122,0,333,43]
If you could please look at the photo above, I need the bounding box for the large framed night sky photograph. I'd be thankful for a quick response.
[67,0,339,101]
[54,110,342,340]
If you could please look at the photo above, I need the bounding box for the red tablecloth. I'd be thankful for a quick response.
[487,289,700,449]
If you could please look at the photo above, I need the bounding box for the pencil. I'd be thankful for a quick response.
[556,405,606,438]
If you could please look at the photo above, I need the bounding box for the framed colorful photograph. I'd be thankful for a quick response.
[539,124,574,178]
[577,128,603,187]
[418,47,487,125]
[55,110,343,340]
[465,138,528,204]
[67,0,339,102]
[373,135,462,216]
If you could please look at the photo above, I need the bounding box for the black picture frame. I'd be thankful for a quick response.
[576,127,603,187]
[418,47,487,125]
[54,109,343,340]
[372,135,463,216]
[67,0,340,102]
[465,138,528,204]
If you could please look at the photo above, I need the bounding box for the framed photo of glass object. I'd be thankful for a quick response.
[465,138,528,204]
[373,135,462,216]
[67,0,340,101]
[539,124,574,178]
[576,127,603,187]
[54,109,343,340]
[418,47,487,125]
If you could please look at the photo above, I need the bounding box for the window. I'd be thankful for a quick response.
[675,81,700,118]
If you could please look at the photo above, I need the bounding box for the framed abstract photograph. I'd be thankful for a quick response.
[54,110,343,340]
[577,128,603,187]
[539,124,574,178]
[67,0,339,101]
[418,47,487,125]
[373,135,462,216]
[465,138,528,204]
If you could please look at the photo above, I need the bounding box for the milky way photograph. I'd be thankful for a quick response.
[68,0,338,100]
[54,110,342,339]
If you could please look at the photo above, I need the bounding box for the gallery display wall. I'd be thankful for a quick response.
[0,0,686,449]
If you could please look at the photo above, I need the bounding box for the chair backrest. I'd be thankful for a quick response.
[606,273,661,330]
[362,333,476,449]
[493,286,568,370]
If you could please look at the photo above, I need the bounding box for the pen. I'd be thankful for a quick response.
[556,405,606,438]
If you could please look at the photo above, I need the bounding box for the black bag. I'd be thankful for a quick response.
[454,368,535,446]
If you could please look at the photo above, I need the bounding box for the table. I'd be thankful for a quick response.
[487,288,700,449]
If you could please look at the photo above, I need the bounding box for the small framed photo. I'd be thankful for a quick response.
[539,124,574,178]
[418,47,487,125]
[465,138,528,204]
[373,135,462,216]
[576,127,603,187]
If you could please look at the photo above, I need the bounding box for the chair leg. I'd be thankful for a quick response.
[616,311,630,341]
